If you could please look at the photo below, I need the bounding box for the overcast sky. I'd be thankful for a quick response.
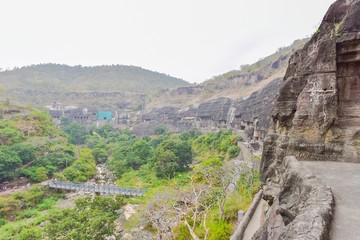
[0,0,334,83]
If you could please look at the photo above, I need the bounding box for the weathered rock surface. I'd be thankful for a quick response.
[253,157,334,240]
[261,0,360,184]
[233,77,283,139]
[135,78,283,139]
[256,0,360,239]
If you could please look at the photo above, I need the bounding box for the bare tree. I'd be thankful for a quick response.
[143,191,177,240]
[194,158,253,220]
[172,177,216,240]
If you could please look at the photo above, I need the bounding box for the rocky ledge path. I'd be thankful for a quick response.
[302,161,360,240]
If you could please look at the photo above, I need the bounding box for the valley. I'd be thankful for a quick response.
[1,0,360,239]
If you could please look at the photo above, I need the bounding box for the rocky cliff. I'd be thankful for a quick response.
[255,0,360,239]
[261,0,360,183]
[134,78,283,138]
[147,39,308,110]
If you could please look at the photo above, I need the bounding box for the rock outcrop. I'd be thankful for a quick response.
[261,0,360,183]
[135,78,283,138]
[233,78,283,139]
[253,157,334,240]
[255,0,360,239]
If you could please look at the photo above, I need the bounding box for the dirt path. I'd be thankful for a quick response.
[0,185,30,196]
[302,161,360,240]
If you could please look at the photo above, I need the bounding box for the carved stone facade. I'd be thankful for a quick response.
[255,1,360,239]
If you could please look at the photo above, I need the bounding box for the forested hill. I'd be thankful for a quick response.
[0,64,188,93]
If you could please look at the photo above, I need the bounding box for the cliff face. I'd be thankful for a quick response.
[147,39,308,110]
[233,77,283,138]
[254,0,360,239]
[134,78,283,137]
[261,0,360,183]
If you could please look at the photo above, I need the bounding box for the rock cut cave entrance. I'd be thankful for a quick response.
[336,39,360,127]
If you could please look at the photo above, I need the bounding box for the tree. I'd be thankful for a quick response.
[172,178,217,240]
[155,150,178,178]
[154,137,192,178]
[92,148,108,163]
[84,135,106,149]
[228,146,240,158]
[154,125,168,135]
[0,124,24,145]
[124,152,142,170]
[0,146,22,180]
[11,143,35,164]
[194,158,241,220]
[20,166,48,182]
[143,191,177,239]
[130,139,153,163]
[96,124,114,138]
[62,149,96,182]
[64,122,88,144]
[46,196,124,240]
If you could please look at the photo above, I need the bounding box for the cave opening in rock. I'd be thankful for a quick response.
[336,39,360,127]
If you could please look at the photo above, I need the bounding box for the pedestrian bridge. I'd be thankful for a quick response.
[48,180,145,197]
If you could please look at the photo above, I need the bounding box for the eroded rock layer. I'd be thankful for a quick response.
[255,1,360,239]
[261,0,360,184]
[254,157,334,240]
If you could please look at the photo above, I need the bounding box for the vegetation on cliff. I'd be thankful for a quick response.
[0,102,75,183]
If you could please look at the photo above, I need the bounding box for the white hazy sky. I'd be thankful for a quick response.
[0,0,335,83]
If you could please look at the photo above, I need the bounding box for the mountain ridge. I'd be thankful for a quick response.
[0,63,189,107]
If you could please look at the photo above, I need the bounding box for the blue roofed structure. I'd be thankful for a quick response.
[98,111,112,121]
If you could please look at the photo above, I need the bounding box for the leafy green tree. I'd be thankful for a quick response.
[0,124,24,145]
[11,143,35,164]
[154,125,168,135]
[84,135,106,149]
[34,167,48,182]
[108,158,128,178]
[46,196,124,240]
[124,152,142,170]
[62,149,96,182]
[96,124,114,138]
[0,146,22,180]
[20,166,48,182]
[154,137,192,178]
[131,139,153,163]
[154,150,178,178]
[30,143,75,175]
[92,148,108,163]
[64,122,88,145]
[60,116,69,127]
[227,146,240,158]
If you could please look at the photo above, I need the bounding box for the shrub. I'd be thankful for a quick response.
[227,146,240,158]
[19,227,42,240]
[0,217,6,227]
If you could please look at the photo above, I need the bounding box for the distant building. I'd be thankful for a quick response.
[98,111,112,121]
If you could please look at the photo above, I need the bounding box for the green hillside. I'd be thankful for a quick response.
[0,64,188,92]
[0,101,75,183]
